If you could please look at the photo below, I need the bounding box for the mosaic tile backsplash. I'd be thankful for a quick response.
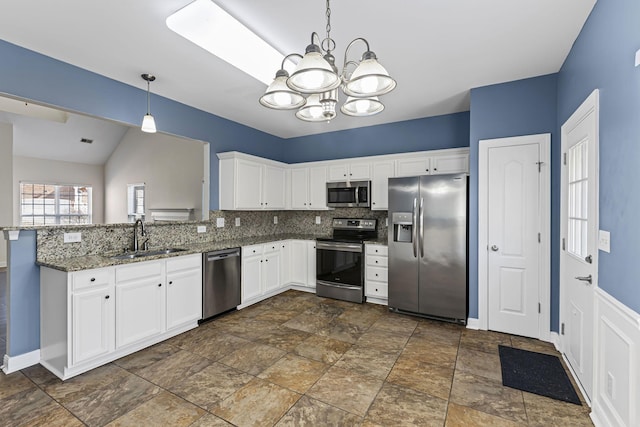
[37,208,388,261]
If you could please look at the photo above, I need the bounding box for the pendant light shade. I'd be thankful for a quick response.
[259,69,306,109]
[340,96,384,117]
[343,53,397,97]
[141,73,157,133]
[287,44,341,94]
[295,94,326,122]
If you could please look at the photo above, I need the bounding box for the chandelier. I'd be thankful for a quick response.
[259,0,396,122]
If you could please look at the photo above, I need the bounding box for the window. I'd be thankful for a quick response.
[127,183,145,222]
[567,140,588,258]
[20,183,92,225]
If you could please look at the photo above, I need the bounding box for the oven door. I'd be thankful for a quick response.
[315,241,364,303]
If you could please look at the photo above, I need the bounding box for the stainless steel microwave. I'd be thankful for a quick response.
[326,181,371,208]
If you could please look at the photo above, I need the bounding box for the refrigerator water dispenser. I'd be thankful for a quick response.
[392,212,413,242]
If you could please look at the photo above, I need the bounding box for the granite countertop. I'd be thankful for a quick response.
[37,233,323,272]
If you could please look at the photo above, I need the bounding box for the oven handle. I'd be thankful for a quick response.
[317,280,363,291]
[316,241,363,253]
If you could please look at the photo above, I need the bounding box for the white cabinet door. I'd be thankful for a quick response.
[308,166,328,209]
[328,164,349,181]
[289,240,308,285]
[306,240,316,289]
[116,277,165,348]
[349,162,371,180]
[290,168,310,209]
[72,286,114,365]
[431,154,469,175]
[235,159,263,209]
[166,268,202,330]
[328,163,370,181]
[279,241,290,286]
[242,254,263,302]
[263,165,286,209]
[263,251,281,293]
[371,161,394,210]
[396,156,431,177]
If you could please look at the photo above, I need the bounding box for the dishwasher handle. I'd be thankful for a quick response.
[206,249,240,262]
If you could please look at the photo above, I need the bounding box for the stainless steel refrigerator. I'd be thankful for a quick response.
[388,174,468,324]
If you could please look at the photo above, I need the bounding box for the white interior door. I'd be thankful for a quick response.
[560,90,599,402]
[485,138,543,338]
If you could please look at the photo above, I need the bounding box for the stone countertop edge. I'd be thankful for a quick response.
[37,234,325,272]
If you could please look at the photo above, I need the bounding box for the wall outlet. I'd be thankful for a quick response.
[273,215,278,225]
[599,230,611,253]
[315,216,321,225]
[235,217,241,227]
[385,217,388,227]
[216,218,225,228]
[63,232,82,243]
[197,225,206,233]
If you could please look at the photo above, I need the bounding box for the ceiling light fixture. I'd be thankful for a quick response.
[260,0,396,122]
[141,73,157,133]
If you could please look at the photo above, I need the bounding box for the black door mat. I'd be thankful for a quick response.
[498,345,581,405]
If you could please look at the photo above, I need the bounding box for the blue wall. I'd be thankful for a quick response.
[7,231,39,356]
[469,74,559,328]
[558,0,640,313]
[0,40,286,210]
[281,112,470,163]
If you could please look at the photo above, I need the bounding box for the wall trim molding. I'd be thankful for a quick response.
[466,318,480,330]
[2,349,40,374]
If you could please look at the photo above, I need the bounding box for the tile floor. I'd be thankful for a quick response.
[0,290,594,426]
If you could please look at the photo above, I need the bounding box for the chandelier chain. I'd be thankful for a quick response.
[325,0,332,50]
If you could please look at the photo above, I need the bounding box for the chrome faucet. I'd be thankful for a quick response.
[133,219,148,252]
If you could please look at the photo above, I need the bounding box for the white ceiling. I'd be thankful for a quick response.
[0,0,596,139]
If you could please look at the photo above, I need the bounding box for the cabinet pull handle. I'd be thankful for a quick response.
[105,295,110,299]
[90,278,96,282]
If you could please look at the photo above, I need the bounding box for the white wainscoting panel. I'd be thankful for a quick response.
[591,288,640,427]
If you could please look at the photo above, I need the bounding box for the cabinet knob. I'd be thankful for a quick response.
[350,173,352,176]
[304,203,307,205]
[372,202,376,205]
[105,295,110,300]
[158,283,162,287]
[343,174,346,177]
[169,281,173,285]
[434,168,437,171]
[426,168,429,172]
[375,260,378,264]
[261,260,263,263]
[90,278,96,282]
[375,273,379,277]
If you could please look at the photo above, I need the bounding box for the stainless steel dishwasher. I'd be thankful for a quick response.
[202,248,241,320]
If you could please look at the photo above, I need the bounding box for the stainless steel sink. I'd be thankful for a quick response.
[111,248,186,260]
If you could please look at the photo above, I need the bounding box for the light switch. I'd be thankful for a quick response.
[315,216,321,225]
[197,225,206,233]
[235,217,241,227]
[598,230,610,253]
[64,232,82,243]
[216,218,225,228]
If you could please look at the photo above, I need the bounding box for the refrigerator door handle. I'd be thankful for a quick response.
[419,197,425,258]
[412,198,418,258]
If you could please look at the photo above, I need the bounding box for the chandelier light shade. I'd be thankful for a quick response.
[259,0,396,122]
[141,73,157,133]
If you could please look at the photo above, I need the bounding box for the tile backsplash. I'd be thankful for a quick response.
[37,209,388,261]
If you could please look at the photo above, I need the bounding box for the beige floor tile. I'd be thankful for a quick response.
[455,346,502,381]
[412,321,463,347]
[41,364,132,404]
[113,341,180,372]
[258,353,328,393]
[334,345,400,379]
[188,330,252,361]
[218,341,286,375]
[510,335,559,356]
[402,336,459,368]
[189,413,234,426]
[106,391,205,427]
[369,314,419,336]
[0,370,36,399]
[135,349,211,389]
[366,382,448,427]
[276,396,363,426]
[256,325,312,351]
[307,367,383,417]
[356,328,411,353]
[523,391,593,427]
[211,378,301,427]
[387,353,454,400]
[337,305,384,329]
[21,364,59,386]
[316,318,368,343]
[445,402,524,427]
[460,329,512,354]
[24,404,85,427]
[0,387,59,426]
[170,362,254,410]
[293,334,353,364]
[450,371,527,424]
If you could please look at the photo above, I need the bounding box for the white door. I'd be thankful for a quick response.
[560,90,599,401]
[479,134,550,339]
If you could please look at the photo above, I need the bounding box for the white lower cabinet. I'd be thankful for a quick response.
[365,244,389,304]
[40,253,202,380]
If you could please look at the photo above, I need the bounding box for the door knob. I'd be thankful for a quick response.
[574,274,592,285]
[490,245,499,251]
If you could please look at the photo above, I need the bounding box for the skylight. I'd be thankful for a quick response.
[166,0,286,85]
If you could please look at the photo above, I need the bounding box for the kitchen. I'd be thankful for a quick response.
[1,0,639,426]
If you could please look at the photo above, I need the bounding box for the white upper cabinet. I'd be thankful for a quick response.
[395,156,432,177]
[431,153,469,175]
[371,161,395,210]
[290,166,328,210]
[234,159,263,209]
[262,165,286,209]
[395,150,469,177]
[290,168,309,209]
[327,162,371,181]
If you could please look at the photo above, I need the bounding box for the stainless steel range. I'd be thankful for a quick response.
[316,218,378,303]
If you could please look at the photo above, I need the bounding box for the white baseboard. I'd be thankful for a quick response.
[0,261,6,268]
[466,318,480,329]
[3,350,41,374]
[550,331,561,351]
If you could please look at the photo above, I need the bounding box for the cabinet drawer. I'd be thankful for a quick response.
[366,266,388,283]
[365,245,388,256]
[263,242,280,254]
[73,268,113,291]
[116,260,163,283]
[366,282,388,298]
[166,254,201,273]
[243,244,263,257]
[366,255,388,267]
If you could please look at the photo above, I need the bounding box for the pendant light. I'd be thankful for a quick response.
[141,73,157,133]
[260,0,396,122]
